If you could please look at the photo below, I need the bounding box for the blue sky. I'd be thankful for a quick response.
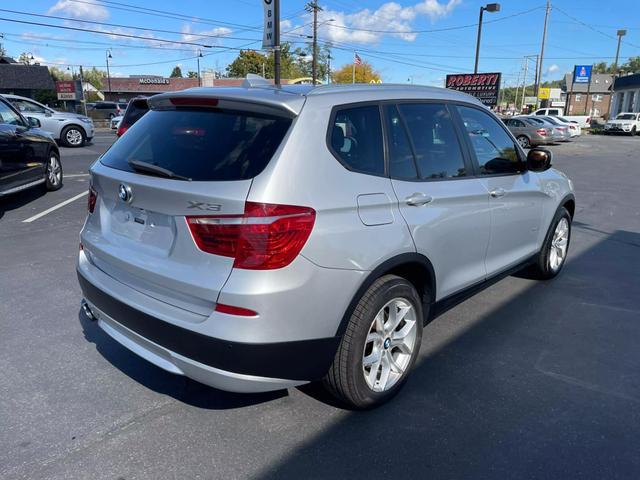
[1,0,639,87]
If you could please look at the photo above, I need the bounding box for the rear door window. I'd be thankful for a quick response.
[329,105,384,176]
[101,108,292,181]
[397,103,467,179]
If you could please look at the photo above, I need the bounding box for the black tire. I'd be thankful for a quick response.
[531,207,571,280]
[323,275,425,409]
[516,135,530,149]
[60,125,86,148]
[631,126,637,136]
[44,150,63,191]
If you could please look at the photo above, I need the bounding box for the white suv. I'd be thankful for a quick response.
[78,82,575,408]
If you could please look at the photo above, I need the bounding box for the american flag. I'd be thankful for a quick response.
[354,52,362,66]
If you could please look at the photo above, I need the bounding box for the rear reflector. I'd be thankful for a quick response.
[186,202,316,270]
[215,303,258,317]
[87,186,97,213]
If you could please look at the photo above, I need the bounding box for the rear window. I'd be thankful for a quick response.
[101,109,292,181]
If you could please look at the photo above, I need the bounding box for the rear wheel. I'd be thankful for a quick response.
[631,126,637,136]
[324,275,424,409]
[45,151,63,191]
[61,125,85,147]
[516,135,530,148]
[532,207,571,279]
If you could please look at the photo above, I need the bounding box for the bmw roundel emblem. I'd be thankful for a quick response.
[118,183,132,203]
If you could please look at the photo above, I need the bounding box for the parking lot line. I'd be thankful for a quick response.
[22,191,88,223]
[65,173,90,178]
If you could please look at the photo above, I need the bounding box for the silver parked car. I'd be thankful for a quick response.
[503,117,553,148]
[521,116,569,143]
[539,116,572,142]
[4,94,94,147]
[78,83,575,408]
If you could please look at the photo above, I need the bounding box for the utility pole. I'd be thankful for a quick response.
[273,0,281,86]
[613,29,626,74]
[327,53,332,84]
[520,58,530,112]
[535,0,551,101]
[306,0,321,85]
[197,49,203,87]
[79,65,87,116]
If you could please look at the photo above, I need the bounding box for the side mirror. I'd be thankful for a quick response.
[527,148,552,172]
[27,116,41,128]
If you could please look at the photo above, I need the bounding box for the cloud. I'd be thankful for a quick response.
[181,24,233,49]
[547,64,559,74]
[48,0,110,21]
[287,0,460,45]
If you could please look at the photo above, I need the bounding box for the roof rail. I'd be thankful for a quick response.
[242,74,272,88]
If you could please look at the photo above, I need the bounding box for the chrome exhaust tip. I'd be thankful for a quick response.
[81,299,95,320]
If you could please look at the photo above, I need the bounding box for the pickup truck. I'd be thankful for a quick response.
[534,108,591,129]
[604,112,640,135]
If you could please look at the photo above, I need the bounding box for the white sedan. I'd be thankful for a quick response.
[110,115,123,130]
[555,116,582,137]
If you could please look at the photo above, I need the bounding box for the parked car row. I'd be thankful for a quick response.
[503,115,579,148]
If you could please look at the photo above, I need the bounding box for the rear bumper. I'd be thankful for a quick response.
[78,271,340,392]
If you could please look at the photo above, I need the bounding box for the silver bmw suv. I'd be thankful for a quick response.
[78,82,575,408]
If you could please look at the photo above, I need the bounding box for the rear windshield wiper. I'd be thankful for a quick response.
[127,159,191,181]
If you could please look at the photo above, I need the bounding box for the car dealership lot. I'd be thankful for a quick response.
[1,133,639,479]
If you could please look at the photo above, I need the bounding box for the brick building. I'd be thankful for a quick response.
[563,73,614,118]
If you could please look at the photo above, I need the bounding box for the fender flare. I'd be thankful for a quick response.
[333,252,436,337]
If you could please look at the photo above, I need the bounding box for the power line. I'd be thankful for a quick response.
[325,5,544,35]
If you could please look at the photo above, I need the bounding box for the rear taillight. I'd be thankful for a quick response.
[116,125,128,137]
[186,202,316,270]
[536,128,547,135]
[87,186,97,213]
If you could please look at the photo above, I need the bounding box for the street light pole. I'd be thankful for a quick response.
[105,49,112,100]
[197,49,203,87]
[273,0,281,86]
[474,3,500,74]
[613,29,626,75]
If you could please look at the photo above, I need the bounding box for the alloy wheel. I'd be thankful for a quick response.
[66,128,83,146]
[47,155,62,187]
[362,297,418,393]
[549,217,569,272]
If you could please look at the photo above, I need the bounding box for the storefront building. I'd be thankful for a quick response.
[611,73,640,116]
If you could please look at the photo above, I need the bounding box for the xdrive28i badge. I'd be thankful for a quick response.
[118,183,133,203]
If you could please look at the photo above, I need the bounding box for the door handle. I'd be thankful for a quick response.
[489,188,506,198]
[405,192,433,206]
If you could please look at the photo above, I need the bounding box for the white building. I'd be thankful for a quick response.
[611,73,640,115]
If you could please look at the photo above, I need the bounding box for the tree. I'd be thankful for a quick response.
[332,61,381,84]
[621,56,640,73]
[82,67,106,90]
[170,66,183,78]
[227,50,268,78]
[18,52,34,64]
[187,71,198,78]
[48,66,72,81]
[292,43,331,81]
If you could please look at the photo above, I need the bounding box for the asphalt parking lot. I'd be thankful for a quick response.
[1,131,639,479]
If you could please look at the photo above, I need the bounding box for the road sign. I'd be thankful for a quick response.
[538,87,550,99]
[573,65,592,84]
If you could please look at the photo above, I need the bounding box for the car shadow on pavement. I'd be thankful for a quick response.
[78,311,287,410]
[0,187,46,219]
[257,228,640,479]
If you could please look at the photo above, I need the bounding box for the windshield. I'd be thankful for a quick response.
[101,108,292,181]
[616,114,637,120]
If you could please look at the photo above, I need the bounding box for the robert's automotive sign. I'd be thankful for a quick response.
[445,72,501,107]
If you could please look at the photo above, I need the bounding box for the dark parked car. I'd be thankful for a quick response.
[0,96,62,196]
[117,97,149,137]
[87,101,125,120]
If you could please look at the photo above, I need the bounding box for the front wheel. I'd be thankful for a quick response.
[516,135,530,149]
[324,275,424,409]
[45,151,63,191]
[532,207,571,279]
[60,125,85,147]
[631,126,637,136]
